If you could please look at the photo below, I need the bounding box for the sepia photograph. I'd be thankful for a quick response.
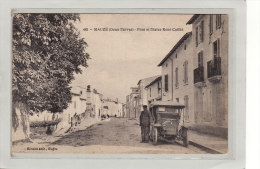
[11,13,228,154]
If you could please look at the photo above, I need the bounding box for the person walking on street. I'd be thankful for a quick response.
[139,105,151,143]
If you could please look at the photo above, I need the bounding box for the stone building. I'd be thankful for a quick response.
[56,86,88,133]
[86,86,102,119]
[187,14,228,138]
[126,87,139,118]
[158,32,194,127]
[155,14,228,138]
[102,98,123,117]
[125,95,130,118]
[136,76,160,118]
[145,76,162,104]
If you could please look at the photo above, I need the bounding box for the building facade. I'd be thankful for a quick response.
[86,86,102,119]
[145,76,162,104]
[187,14,228,137]
[158,32,195,127]
[102,98,123,117]
[136,76,160,118]
[125,95,130,118]
[127,87,139,118]
[57,86,88,133]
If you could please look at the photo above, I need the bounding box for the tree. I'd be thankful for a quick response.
[12,13,89,141]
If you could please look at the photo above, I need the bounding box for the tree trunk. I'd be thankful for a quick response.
[12,102,30,142]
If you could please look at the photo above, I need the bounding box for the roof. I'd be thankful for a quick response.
[158,32,192,67]
[149,101,185,108]
[137,75,160,86]
[145,76,162,89]
[186,14,201,24]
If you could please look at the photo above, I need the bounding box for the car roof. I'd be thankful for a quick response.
[149,101,185,108]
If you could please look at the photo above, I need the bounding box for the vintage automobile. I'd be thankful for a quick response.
[149,101,188,147]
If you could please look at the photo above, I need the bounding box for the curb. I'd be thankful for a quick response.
[189,140,222,154]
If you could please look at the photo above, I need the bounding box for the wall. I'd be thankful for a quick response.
[129,93,138,118]
[170,35,195,127]
[191,14,228,135]
[147,79,162,103]
[56,87,88,134]
[29,110,60,122]
[161,58,173,101]
[102,100,123,117]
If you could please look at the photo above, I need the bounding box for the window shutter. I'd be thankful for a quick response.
[209,15,213,35]
[201,21,204,42]
[196,27,198,47]
[217,39,220,57]
[186,61,188,83]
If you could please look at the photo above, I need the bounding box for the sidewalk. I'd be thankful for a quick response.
[188,130,228,154]
[54,117,108,137]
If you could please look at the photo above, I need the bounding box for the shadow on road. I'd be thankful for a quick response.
[52,118,180,148]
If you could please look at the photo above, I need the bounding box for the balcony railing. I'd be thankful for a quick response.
[193,66,204,84]
[207,57,221,80]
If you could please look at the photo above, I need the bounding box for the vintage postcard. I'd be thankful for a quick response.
[11,13,228,154]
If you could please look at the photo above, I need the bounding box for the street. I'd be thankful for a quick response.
[50,117,207,154]
[12,117,208,154]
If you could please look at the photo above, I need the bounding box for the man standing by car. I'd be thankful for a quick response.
[139,105,151,143]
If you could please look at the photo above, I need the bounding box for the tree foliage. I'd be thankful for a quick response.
[12,13,89,113]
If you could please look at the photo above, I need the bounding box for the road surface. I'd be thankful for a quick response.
[13,117,207,154]
[51,117,207,154]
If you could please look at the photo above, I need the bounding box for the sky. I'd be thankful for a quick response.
[71,14,192,102]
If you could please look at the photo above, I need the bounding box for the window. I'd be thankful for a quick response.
[149,88,151,97]
[199,21,204,42]
[209,15,213,35]
[213,39,220,58]
[158,82,161,95]
[184,44,186,50]
[216,15,221,29]
[175,67,179,87]
[164,75,168,92]
[184,95,189,120]
[183,61,188,84]
[175,53,178,58]
[176,98,179,103]
[198,51,204,67]
[195,27,198,47]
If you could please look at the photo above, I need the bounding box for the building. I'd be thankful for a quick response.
[187,14,228,137]
[136,76,161,118]
[102,98,123,117]
[56,86,88,133]
[126,87,139,118]
[145,76,162,104]
[158,32,194,127]
[125,95,130,118]
[122,104,126,117]
[86,85,102,119]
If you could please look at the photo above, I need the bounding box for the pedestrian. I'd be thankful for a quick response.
[139,105,151,143]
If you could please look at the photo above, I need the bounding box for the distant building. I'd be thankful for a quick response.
[145,76,162,104]
[125,95,130,118]
[102,98,123,117]
[86,85,102,119]
[57,86,88,132]
[122,104,127,117]
[136,76,161,118]
[126,87,139,118]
